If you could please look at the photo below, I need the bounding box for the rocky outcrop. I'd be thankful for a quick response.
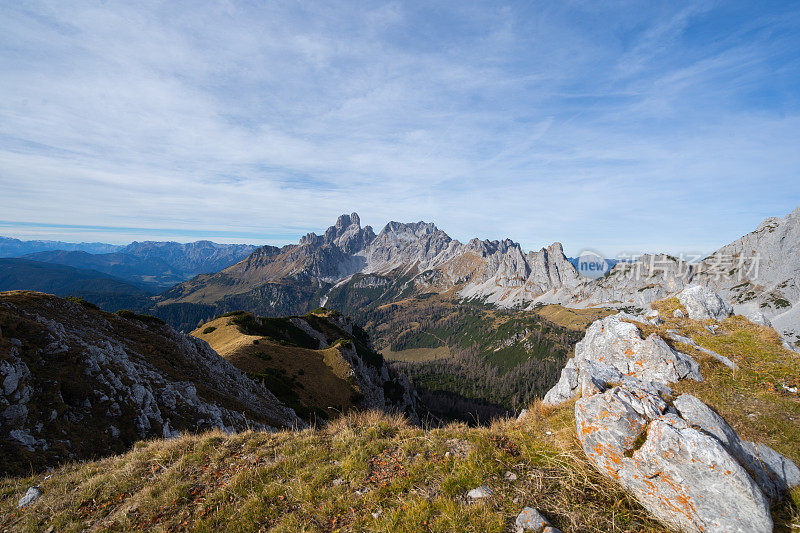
[515,507,561,532]
[0,291,302,475]
[552,207,800,349]
[677,284,733,321]
[673,393,798,500]
[543,314,701,406]
[575,386,772,533]
[543,311,799,533]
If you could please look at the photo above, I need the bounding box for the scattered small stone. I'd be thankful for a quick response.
[331,478,346,486]
[783,384,799,394]
[467,485,493,499]
[505,471,518,481]
[18,486,42,508]
[516,408,528,421]
[515,507,561,532]
[9,338,22,347]
[673,309,685,318]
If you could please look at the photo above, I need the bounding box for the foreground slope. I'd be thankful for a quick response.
[0,410,671,532]
[0,291,301,475]
[190,308,419,423]
[2,292,798,531]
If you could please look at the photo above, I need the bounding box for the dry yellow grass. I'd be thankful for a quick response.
[0,408,672,532]
[536,304,615,331]
[191,316,361,420]
[381,346,451,363]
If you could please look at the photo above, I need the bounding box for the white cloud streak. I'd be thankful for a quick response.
[1,0,799,256]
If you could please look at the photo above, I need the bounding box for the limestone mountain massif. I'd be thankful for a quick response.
[556,207,800,349]
[156,212,582,328]
[154,208,800,350]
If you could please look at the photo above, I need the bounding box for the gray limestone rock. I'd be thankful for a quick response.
[17,486,42,509]
[467,485,493,499]
[673,393,793,499]
[543,315,700,406]
[744,311,773,327]
[665,330,737,369]
[620,415,772,533]
[677,285,733,321]
[515,507,561,532]
[742,441,800,493]
[576,387,772,533]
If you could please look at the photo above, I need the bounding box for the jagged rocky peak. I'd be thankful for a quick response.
[379,220,447,240]
[466,237,522,256]
[300,213,375,254]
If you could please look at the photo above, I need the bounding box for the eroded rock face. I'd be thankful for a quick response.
[543,314,700,406]
[674,393,798,499]
[576,387,772,533]
[677,284,733,321]
[542,313,797,533]
[0,291,303,475]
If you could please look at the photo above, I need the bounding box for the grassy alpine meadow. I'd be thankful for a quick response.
[1,409,669,532]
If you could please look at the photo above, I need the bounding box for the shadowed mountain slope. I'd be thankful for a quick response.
[0,291,301,476]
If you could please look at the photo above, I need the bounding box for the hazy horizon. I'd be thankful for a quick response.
[3,206,797,261]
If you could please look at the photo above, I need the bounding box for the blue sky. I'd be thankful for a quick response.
[1,1,799,257]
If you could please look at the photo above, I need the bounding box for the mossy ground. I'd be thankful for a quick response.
[1,409,669,532]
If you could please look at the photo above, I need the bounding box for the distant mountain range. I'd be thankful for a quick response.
[0,238,258,290]
[154,209,800,347]
[0,236,122,256]
[0,259,153,311]
[2,210,799,348]
[156,213,579,323]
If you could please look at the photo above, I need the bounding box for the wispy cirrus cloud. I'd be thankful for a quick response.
[1,1,799,255]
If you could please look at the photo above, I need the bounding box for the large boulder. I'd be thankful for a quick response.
[543,314,701,406]
[674,393,800,499]
[541,311,794,533]
[744,310,772,327]
[677,285,733,321]
[576,386,773,533]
